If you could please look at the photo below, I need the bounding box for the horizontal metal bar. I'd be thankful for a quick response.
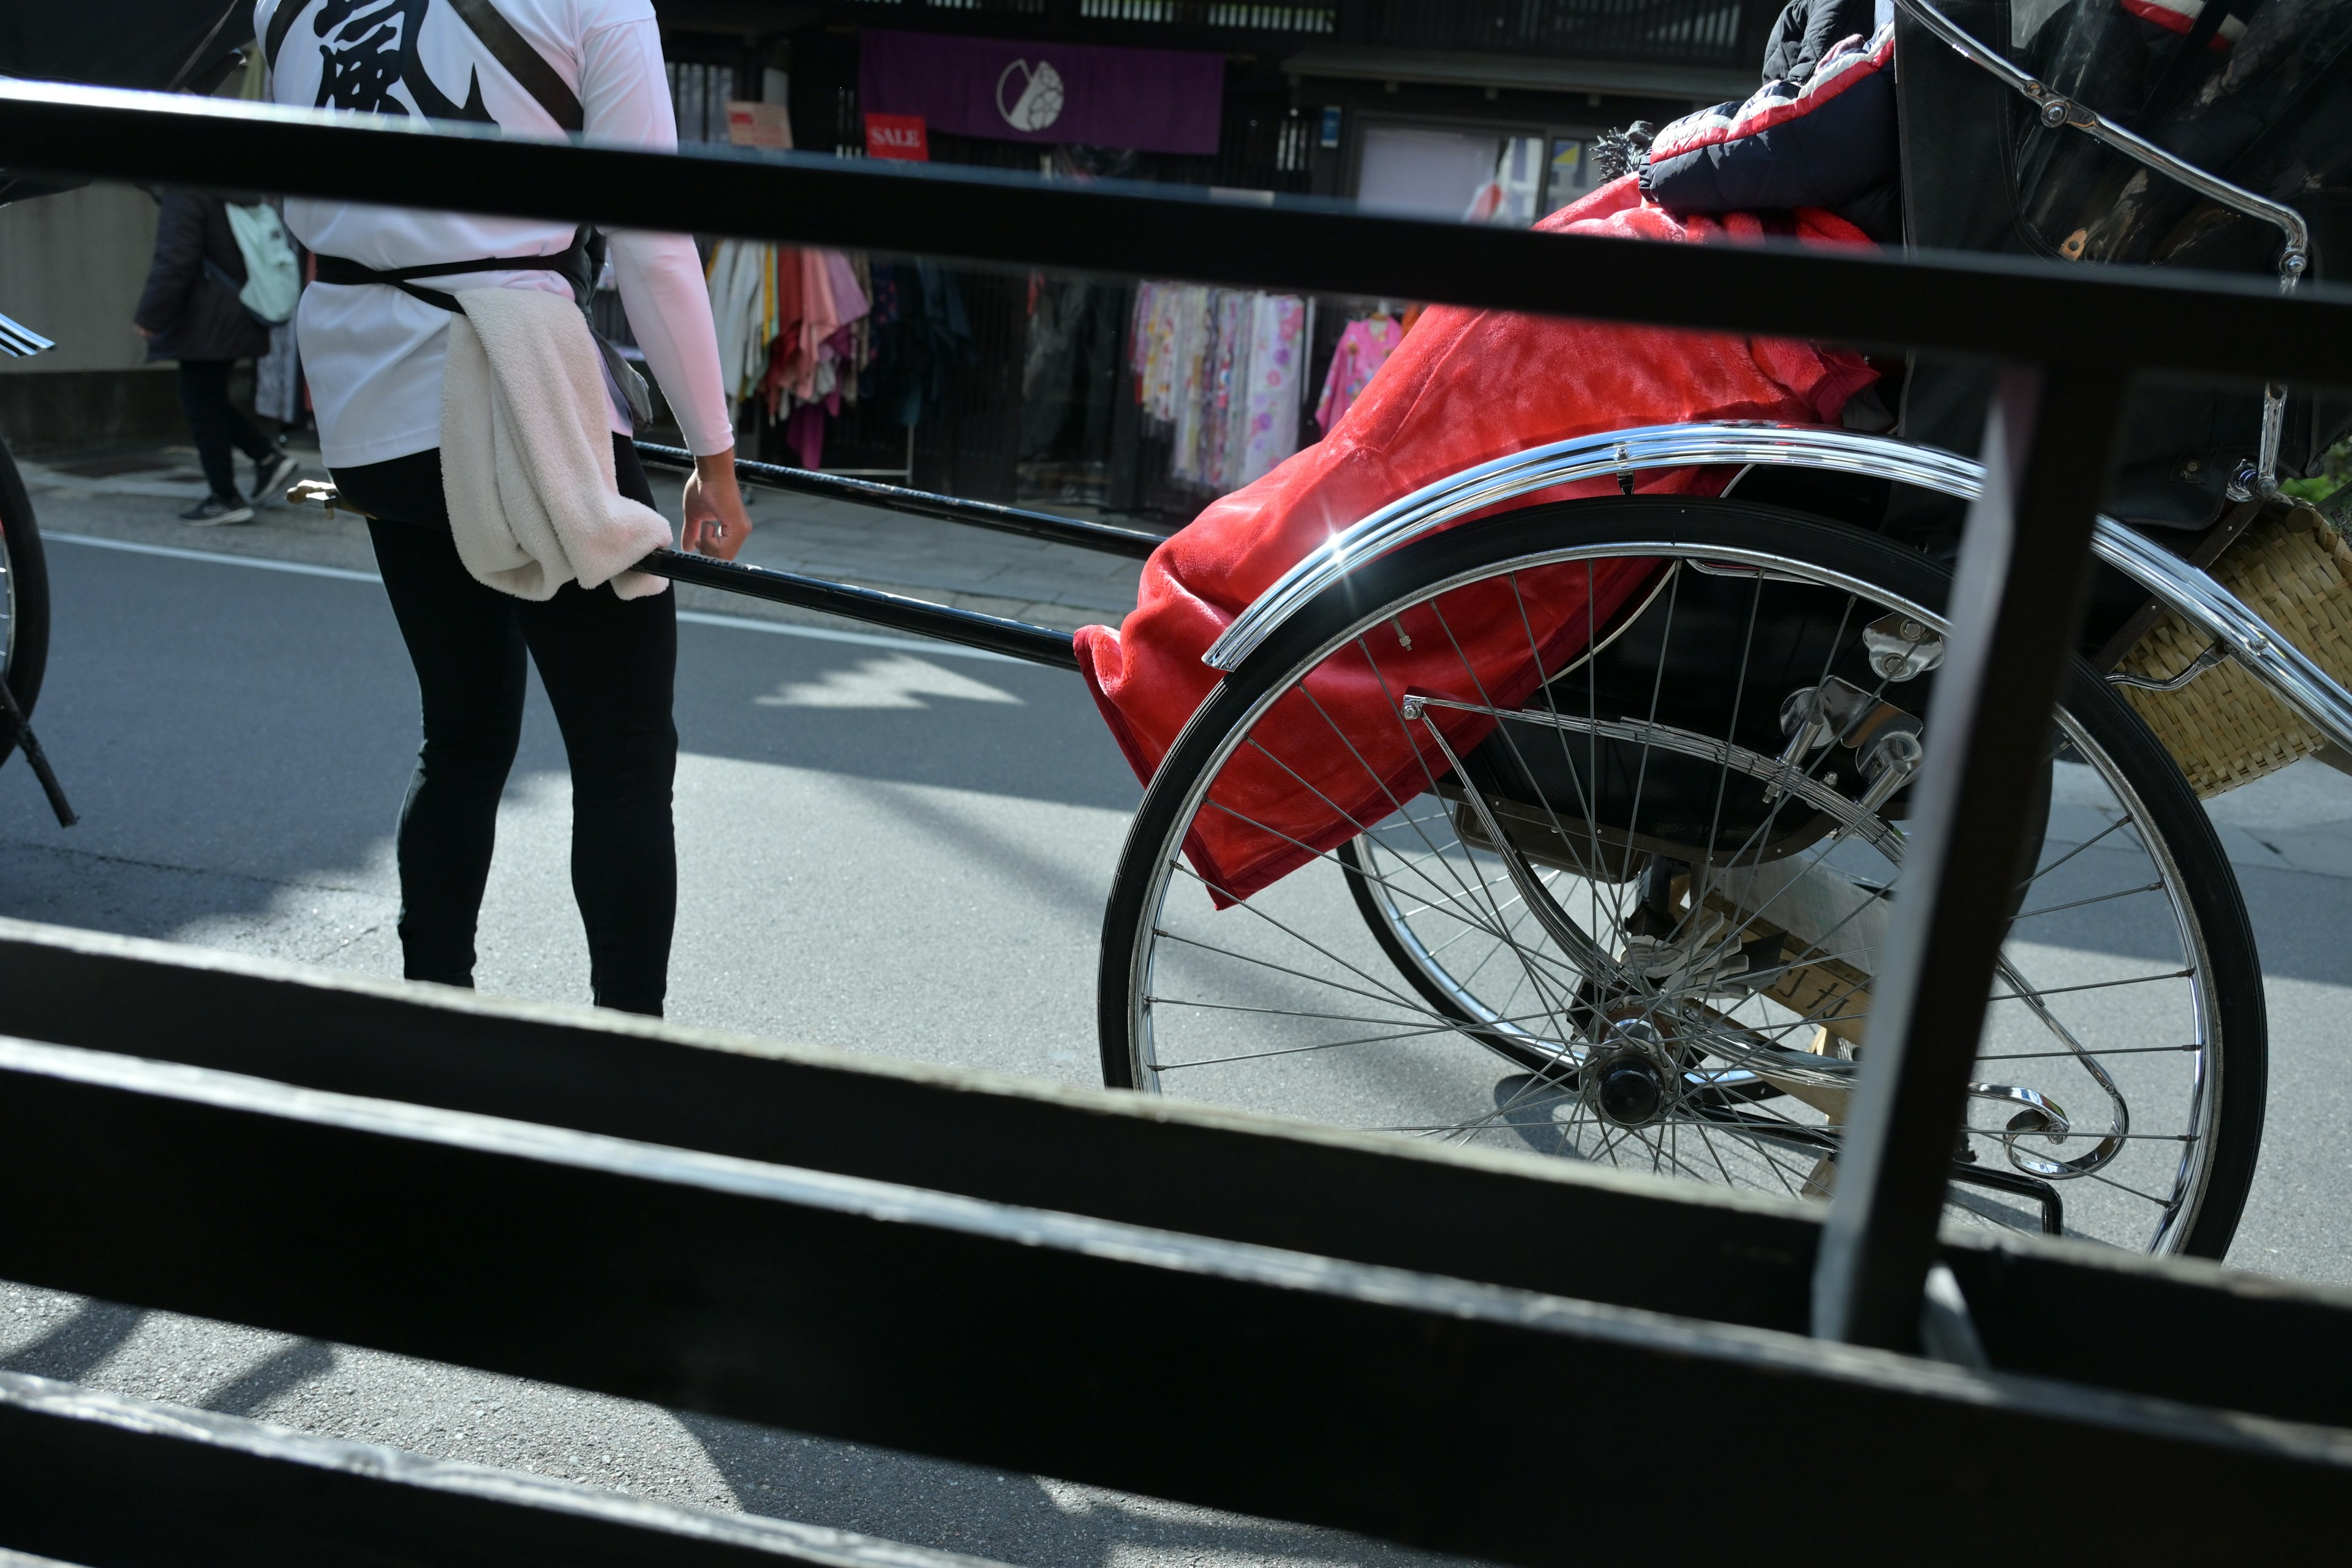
[6,80,2350,383]
[635,549,1079,669]
[3,1033,2350,1562]
[2,919,2351,1432]
[0,919,1822,1335]
[0,1370,1003,1568]
[634,444,1163,561]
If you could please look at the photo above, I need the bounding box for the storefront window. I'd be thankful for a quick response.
[1356,124,1549,225]
[1545,137,1594,213]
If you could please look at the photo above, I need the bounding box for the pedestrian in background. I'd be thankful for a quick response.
[133,191,302,525]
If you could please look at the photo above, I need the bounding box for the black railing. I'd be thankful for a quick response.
[2,72,2352,1564]
[1364,0,1751,62]
[813,0,1776,58]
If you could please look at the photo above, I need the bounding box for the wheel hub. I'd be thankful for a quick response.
[1583,1017,1676,1129]
[1594,1055,1665,1126]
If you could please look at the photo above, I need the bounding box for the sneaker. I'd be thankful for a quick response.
[180,495,255,526]
[252,450,301,505]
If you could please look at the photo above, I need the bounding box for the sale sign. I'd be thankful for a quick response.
[864,113,930,162]
[860,31,1222,154]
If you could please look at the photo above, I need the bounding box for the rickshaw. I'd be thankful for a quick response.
[1090,0,2352,1264]
[9,0,2351,1270]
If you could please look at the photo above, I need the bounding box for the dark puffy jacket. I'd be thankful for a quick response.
[1643,24,1899,227]
[1760,0,1881,84]
[134,194,272,363]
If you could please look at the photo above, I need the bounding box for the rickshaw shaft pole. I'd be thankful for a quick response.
[0,675,75,829]
[637,548,1081,671]
[635,443,1164,560]
[1812,363,2126,1352]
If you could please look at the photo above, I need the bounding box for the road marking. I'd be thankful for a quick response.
[43,532,1030,664]
[757,654,1024,709]
[48,531,382,582]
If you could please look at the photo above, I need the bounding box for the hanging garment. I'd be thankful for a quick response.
[874,263,973,428]
[784,401,825,470]
[844,252,876,405]
[791,247,840,403]
[1133,283,1308,494]
[704,239,770,410]
[1234,293,1306,489]
[1129,281,1160,406]
[1202,290,1248,491]
[756,247,809,418]
[1022,277,1118,461]
[1134,282,1182,423]
[1314,314,1403,434]
[1169,287,1215,483]
[1072,176,1881,903]
[822,251,870,330]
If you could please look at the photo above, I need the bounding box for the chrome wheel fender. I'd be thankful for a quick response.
[1202,421,2352,755]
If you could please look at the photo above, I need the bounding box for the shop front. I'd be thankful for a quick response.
[643,0,1779,518]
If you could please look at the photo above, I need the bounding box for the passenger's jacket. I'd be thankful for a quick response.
[1642,23,1899,238]
[134,194,272,363]
[1760,0,1882,83]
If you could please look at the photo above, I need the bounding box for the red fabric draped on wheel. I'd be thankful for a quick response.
[1075,176,1881,904]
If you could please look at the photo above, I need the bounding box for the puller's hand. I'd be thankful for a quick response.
[682,450,753,560]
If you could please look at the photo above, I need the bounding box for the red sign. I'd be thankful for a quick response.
[864,113,929,162]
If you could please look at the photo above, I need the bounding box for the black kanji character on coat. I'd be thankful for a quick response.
[312,0,492,124]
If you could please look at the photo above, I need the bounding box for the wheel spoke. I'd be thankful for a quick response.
[1117,525,2234,1259]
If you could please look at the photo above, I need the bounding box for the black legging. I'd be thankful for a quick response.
[334,435,676,1016]
[178,359,274,502]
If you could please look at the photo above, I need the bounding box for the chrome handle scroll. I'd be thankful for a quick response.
[1894,0,2305,491]
[1891,0,2309,290]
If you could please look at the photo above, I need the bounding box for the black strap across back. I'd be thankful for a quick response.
[312,246,590,315]
[265,0,584,133]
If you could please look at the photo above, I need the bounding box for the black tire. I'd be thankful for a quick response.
[1100,497,2264,1259]
[0,437,52,772]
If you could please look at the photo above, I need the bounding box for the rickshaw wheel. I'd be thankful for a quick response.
[1098,497,2264,1260]
[0,438,52,771]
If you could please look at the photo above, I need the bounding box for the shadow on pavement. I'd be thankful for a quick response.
[0,1299,146,1382]
[676,1412,1459,1568]
[0,518,1137,950]
[202,1338,337,1418]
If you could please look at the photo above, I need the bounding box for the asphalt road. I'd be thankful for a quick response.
[0,486,1464,1568]
[6,472,2352,1564]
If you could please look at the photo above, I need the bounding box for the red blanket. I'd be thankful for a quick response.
[1076,177,1880,903]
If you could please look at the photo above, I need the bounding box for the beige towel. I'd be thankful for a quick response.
[439,286,671,600]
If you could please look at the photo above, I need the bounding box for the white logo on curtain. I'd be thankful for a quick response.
[996,59,1066,132]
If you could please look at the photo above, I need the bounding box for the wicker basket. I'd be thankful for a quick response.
[2114,503,2352,797]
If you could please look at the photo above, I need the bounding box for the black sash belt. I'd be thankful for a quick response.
[309,237,653,429]
[311,247,587,314]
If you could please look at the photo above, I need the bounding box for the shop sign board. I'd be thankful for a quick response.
[865,112,930,161]
[859,30,1223,154]
[726,100,793,149]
